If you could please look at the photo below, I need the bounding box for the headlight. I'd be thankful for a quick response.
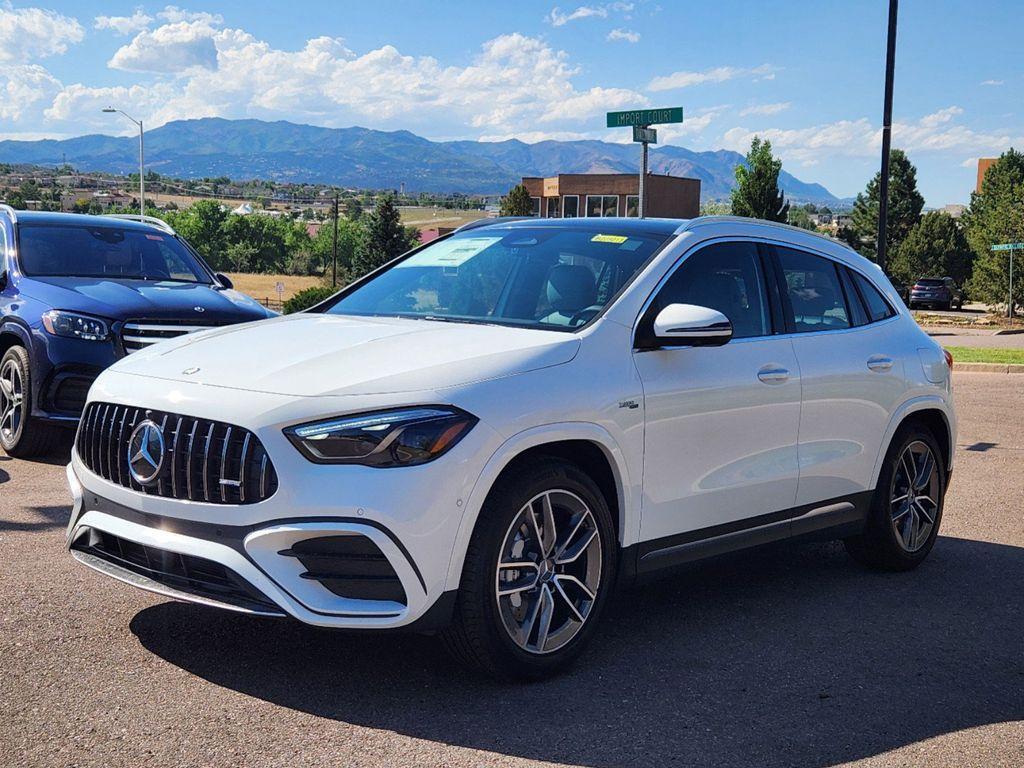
[41,310,110,341]
[285,406,477,467]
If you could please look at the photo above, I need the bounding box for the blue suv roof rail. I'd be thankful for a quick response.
[0,203,18,224]
[103,213,176,235]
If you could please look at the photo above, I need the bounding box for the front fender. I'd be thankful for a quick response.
[443,421,637,591]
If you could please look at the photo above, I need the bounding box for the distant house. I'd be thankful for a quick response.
[520,173,700,219]
[418,227,455,244]
[941,204,966,218]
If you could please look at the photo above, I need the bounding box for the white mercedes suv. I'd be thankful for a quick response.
[66,216,956,679]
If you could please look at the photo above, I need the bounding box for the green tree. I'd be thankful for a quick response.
[890,211,973,285]
[311,217,365,276]
[730,137,789,222]
[343,198,363,221]
[787,205,817,231]
[850,148,924,261]
[499,183,534,217]
[962,148,1024,312]
[352,194,418,275]
[165,200,229,269]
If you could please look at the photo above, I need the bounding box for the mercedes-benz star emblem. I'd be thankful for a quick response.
[127,420,165,486]
[193,306,206,313]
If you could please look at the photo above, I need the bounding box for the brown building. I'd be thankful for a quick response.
[521,173,700,219]
[977,158,998,192]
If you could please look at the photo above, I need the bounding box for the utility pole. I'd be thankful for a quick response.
[102,107,145,219]
[639,136,648,218]
[332,194,339,287]
[876,0,899,272]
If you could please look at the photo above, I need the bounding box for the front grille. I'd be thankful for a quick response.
[121,319,221,353]
[77,402,278,504]
[72,528,280,613]
[281,535,407,604]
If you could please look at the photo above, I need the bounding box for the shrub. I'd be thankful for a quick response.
[282,285,336,314]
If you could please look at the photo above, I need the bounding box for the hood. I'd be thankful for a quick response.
[109,313,581,397]
[21,276,273,322]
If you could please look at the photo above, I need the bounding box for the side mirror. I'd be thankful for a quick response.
[649,303,732,348]
[215,273,234,290]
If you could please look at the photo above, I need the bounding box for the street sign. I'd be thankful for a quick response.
[632,126,657,144]
[606,107,683,128]
[991,243,1024,251]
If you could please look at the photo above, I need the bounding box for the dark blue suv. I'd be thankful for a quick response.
[0,207,275,457]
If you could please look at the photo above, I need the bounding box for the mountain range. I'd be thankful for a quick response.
[0,118,840,203]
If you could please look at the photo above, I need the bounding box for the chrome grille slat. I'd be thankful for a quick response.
[120,319,218,354]
[75,403,277,505]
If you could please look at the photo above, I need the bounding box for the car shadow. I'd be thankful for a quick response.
[0,504,69,532]
[130,536,1023,768]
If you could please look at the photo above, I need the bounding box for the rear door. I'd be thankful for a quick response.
[772,246,907,507]
[633,240,801,543]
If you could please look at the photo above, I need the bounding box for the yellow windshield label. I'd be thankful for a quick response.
[591,234,628,244]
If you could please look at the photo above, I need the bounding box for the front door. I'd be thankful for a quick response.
[633,240,801,543]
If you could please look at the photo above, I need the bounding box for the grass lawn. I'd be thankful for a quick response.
[943,346,1024,365]
[225,273,323,303]
[398,207,490,229]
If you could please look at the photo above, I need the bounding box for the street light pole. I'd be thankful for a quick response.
[876,0,899,272]
[101,107,144,219]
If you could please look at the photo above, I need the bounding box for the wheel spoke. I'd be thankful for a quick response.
[517,590,543,648]
[891,501,911,523]
[0,375,12,400]
[913,499,935,526]
[552,576,586,622]
[900,451,916,490]
[555,526,598,565]
[914,451,935,491]
[555,573,596,602]
[534,585,555,652]
[539,493,557,557]
[497,561,539,596]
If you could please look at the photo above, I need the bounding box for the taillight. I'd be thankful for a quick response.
[943,349,954,368]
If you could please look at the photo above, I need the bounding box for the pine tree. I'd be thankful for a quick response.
[730,137,789,222]
[499,184,534,217]
[352,194,418,276]
[962,148,1024,312]
[850,148,924,261]
[890,211,972,285]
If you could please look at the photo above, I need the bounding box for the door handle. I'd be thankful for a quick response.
[757,366,790,384]
[867,355,895,372]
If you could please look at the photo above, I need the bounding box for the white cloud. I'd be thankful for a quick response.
[656,105,728,142]
[157,6,223,25]
[739,101,791,117]
[607,28,640,43]
[721,106,1024,164]
[94,9,152,36]
[0,64,61,121]
[0,4,84,62]
[547,2,633,27]
[647,63,776,91]
[108,19,219,73]
[980,79,1004,86]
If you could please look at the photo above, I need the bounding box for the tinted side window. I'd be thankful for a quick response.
[839,266,869,326]
[653,241,770,339]
[852,271,896,322]
[776,247,850,332]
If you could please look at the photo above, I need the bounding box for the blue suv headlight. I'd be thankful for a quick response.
[41,310,110,342]
[285,406,477,467]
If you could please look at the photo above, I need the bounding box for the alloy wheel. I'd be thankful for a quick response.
[494,489,602,655]
[0,359,24,444]
[890,440,939,553]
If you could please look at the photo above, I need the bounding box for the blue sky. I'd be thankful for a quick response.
[2,1,1022,204]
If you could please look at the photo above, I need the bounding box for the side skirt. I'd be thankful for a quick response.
[620,491,873,582]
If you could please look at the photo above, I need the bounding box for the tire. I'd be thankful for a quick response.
[908,302,917,310]
[942,301,952,311]
[845,424,946,571]
[441,456,617,681]
[0,346,62,458]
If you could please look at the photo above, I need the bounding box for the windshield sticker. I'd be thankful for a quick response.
[397,236,501,268]
[591,234,628,244]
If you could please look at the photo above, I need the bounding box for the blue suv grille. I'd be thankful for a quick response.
[76,402,278,504]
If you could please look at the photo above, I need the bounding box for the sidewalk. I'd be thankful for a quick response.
[920,326,1024,349]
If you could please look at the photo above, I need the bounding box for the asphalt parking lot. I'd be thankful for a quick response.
[2,372,1022,768]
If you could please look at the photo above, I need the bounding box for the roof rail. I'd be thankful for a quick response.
[454,216,531,233]
[103,213,176,235]
[0,203,18,224]
[684,215,849,248]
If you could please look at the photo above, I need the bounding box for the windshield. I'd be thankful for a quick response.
[18,224,212,283]
[324,226,669,330]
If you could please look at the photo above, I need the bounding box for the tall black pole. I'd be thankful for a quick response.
[876,0,899,272]
[331,194,339,287]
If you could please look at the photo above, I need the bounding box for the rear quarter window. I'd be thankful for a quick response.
[852,271,896,322]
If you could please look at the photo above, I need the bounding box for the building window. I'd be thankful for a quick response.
[546,198,560,218]
[586,195,619,217]
[530,197,541,217]
[625,195,640,217]
[562,195,579,218]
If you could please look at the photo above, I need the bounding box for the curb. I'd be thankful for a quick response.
[993,328,1024,335]
[953,362,1024,374]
